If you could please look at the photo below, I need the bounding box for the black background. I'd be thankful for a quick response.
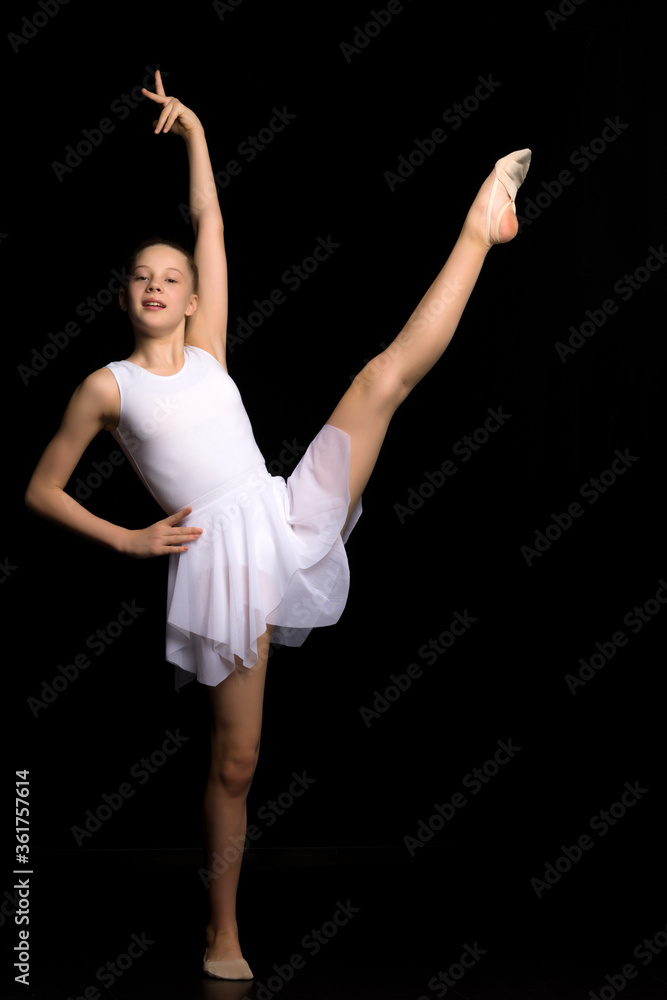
[3,0,667,993]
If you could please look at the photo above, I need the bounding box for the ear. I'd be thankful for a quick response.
[185,294,198,317]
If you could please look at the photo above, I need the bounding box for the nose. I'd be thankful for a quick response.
[148,282,162,292]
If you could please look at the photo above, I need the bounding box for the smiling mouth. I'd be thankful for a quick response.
[143,300,165,309]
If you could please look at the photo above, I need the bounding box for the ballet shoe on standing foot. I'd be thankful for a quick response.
[202,949,254,980]
[466,148,532,247]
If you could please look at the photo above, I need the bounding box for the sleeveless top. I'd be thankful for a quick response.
[104,343,362,689]
[105,345,265,514]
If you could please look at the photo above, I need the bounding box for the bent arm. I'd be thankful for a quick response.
[25,370,132,554]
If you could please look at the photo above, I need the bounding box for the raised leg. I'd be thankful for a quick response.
[327,156,523,523]
[202,626,273,965]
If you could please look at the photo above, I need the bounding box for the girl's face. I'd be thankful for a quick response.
[120,245,197,330]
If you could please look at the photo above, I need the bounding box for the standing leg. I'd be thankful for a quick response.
[327,154,528,523]
[202,625,273,968]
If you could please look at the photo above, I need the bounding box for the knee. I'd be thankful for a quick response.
[210,745,260,797]
[354,352,410,410]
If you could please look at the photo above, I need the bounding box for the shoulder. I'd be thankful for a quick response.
[69,367,121,432]
[76,366,121,403]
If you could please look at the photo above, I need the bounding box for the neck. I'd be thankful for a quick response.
[127,331,187,372]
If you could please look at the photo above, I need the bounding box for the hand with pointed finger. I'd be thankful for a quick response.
[124,507,203,558]
[141,69,203,137]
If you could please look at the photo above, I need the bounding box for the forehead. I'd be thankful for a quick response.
[133,246,187,271]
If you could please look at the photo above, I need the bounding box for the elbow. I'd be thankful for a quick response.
[25,479,47,518]
[24,483,39,516]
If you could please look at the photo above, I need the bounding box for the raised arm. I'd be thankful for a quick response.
[142,71,229,367]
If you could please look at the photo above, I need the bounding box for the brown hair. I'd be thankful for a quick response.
[124,237,199,294]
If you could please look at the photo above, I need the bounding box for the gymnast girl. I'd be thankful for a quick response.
[25,70,530,980]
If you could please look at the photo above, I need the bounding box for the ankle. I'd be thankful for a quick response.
[458,224,494,256]
[206,925,239,945]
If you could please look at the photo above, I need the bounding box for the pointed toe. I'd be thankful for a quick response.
[203,951,254,980]
[485,148,532,244]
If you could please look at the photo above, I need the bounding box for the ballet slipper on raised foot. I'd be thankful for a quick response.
[484,148,532,245]
[202,950,254,980]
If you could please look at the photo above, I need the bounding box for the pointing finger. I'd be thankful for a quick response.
[141,87,167,104]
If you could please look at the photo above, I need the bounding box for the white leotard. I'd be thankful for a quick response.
[104,345,361,689]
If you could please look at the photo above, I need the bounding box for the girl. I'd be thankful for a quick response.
[25,70,530,981]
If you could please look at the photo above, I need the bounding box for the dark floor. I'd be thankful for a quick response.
[11,961,667,1000]
[3,848,667,999]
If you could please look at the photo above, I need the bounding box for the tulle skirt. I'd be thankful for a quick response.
[166,423,361,689]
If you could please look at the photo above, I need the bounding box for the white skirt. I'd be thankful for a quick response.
[165,423,362,689]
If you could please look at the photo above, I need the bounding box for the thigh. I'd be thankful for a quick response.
[206,626,273,753]
[326,366,401,518]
